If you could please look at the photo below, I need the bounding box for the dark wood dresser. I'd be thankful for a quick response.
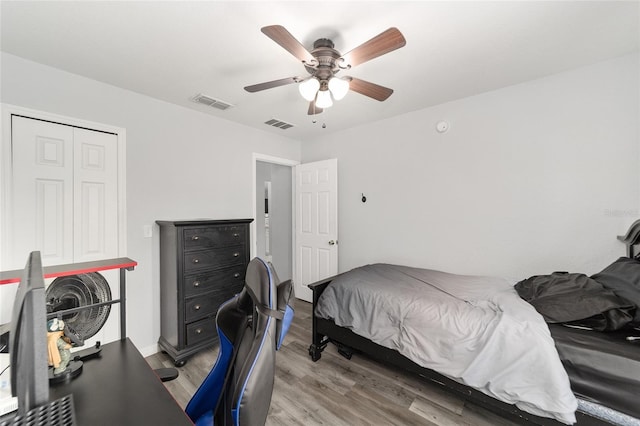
[156,219,253,366]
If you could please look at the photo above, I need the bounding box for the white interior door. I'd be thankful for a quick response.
[295,159,338,302]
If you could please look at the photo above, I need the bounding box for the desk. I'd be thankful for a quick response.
[49,338,192,425]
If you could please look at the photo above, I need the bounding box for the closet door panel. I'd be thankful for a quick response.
[11,116,74,267]
[73,128,118,261]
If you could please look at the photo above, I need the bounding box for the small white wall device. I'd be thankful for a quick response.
[436,121,450,133]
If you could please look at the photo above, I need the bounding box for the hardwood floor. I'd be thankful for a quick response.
[145,300,519,426]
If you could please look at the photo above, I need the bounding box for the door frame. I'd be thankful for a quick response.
[1,103,128,268]
[251,153,299,285]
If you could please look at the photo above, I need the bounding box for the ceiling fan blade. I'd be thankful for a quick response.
[341,28,406,68]
[244,76,301,93]
[348,77,394,101]
[261,25,316,64]
[308,101,323,115]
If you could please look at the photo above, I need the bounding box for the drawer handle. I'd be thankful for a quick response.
[233,252,239,257]
[192,236,199,241]
[193,281,200,287]
[234,273,240,278]
[193,258,200,264]
[233,233,239,237]
[194,304,201,311]
[195,328,202,335]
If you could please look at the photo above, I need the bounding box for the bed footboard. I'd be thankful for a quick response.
[307,276,334,361]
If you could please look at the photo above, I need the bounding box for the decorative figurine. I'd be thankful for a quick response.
[46,318,86,383]
[47,318,72,375]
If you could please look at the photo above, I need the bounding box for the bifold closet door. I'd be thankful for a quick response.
[10,116,118,268]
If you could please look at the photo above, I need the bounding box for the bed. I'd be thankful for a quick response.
[308,222,640,426]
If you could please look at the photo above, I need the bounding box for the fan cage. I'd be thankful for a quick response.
[46,272,112,340]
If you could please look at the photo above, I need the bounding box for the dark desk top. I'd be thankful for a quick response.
[49,338,192,426]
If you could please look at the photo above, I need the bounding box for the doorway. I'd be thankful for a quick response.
[252,155,338,303]
[253,155,296,283]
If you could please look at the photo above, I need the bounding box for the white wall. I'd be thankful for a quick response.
[302,53,639,281]
[1,52,301,355]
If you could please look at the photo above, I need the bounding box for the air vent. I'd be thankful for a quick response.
[191,94,234,110]
[264,118,294,130]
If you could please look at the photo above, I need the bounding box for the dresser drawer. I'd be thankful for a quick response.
[185,291,235,323]
[184,247,246,273]
[183,226,246,251]
[183,266,245,298]
[185,317,217,346]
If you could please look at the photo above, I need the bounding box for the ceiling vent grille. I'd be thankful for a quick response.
[191,93,234,110]
[265,118,295,130]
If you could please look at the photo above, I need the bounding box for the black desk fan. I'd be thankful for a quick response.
[46,272,178,383]
[46,273,111,383]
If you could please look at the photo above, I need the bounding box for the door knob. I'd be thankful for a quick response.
[328,240,336,246]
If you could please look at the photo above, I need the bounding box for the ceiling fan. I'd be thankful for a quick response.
[244,25,406,115]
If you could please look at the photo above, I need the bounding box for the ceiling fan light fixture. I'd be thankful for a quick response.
[316,89,333,108]
[247,26,406,114]
[328,77,349,100]
[299,78,320,101]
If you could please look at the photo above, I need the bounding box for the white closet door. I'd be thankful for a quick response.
[11,116,75,267]
[73,127,118,262]
[10,116,119,267]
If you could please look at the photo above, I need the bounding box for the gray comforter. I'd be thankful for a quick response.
[315,263,577,424]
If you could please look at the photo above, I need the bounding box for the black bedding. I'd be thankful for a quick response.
[592,257,640,323]
[515,256,640,420]
[515,272,636,330]
[549,324,640,419]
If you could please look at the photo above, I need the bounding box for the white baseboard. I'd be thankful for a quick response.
[139,343,160,358]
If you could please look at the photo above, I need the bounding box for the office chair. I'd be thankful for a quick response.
[185,257,294,426]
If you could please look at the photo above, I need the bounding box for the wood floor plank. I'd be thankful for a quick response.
[347,383,438,426]
[295,375,375,425]
[269,375,351,426]
[462,401,524,426]
[275,344,357,394]
[410,395,472,426]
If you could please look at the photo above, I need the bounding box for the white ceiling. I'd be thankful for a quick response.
[1,1,638,140]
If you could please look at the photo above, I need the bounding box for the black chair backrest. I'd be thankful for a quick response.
[185,257,294,426]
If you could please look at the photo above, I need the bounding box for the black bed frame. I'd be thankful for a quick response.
[308,219,640,426]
